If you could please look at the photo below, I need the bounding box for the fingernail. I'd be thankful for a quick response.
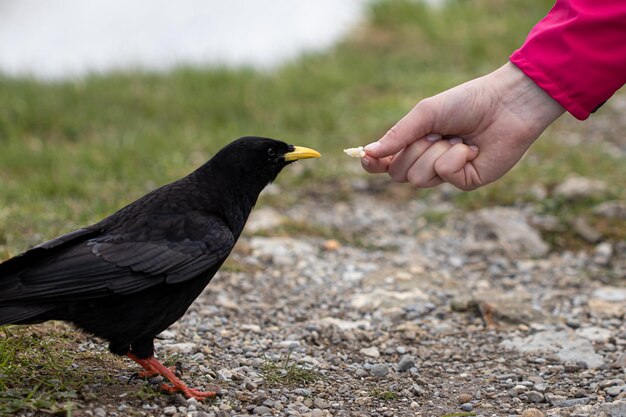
[361,157,370,167]
[449,137,463,145]
[469,145,479,152]
[364,142,380,152]
[426,133,442,142]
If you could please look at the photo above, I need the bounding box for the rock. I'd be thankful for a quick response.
[473,292,545,326]
[163,406,177,416]
[593,200,626,219]
[246,207,285,232]
[217,368,233,381]
[570,216,602,243]
[253,405,272,415]
[249,237,315,266]
[612,353,626,369]
[592,286,626,302]
[526,391,544,403]
[158,330,176,339]
[575,326,613,343]
[278,340,301,349]
[599,379,625,389]
[550,400,626,417]
[322,239,341,251]
[369,364,389,377]
[521,408,545,417]
[351,288,428,311]
[164,342,196,354]
[293,388,312,397]
[606,385,626,397]
[593,242,613,265]
[93,408,106,417]
[588,298,625,318]
[463,207,549,258]
[457,393,473,404]
[397,355,416,372]
[318,317,371,331]
[502,330,604,368]
[553,176,608,200]
[359,347,380,358]
[460,403,473,412]
[313,398,329,409]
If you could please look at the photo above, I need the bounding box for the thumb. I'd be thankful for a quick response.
[365,100,435,158]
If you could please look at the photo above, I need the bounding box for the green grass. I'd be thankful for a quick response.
[369,387,398,402]
[0,0,624,412]
[0,325,125,415]
[261,352,324,387]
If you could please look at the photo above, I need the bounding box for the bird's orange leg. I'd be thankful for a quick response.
[126,353,220,400]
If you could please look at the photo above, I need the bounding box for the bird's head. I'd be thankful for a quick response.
[203,136,321,189]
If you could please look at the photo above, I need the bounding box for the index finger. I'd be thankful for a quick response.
[364,100,436,158]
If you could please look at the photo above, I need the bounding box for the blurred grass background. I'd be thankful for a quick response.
[1,0,625,413]
[0,0,624,255]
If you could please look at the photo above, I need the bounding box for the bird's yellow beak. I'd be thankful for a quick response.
[284,146,321,162]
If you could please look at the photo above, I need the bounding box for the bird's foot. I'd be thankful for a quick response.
[126,353,220,401]
[160,383,221,400]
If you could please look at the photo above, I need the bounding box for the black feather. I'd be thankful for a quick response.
[0,136,306,359]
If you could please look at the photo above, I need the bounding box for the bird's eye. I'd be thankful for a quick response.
[267,148,276,157]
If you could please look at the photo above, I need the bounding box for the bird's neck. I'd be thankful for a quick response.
[191,163,270,236]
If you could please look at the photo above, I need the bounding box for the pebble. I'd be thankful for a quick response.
[606,385,625,397]
[93,408,106,417]
[163,406,177,416]
[360,347,380,358]
[526,391,543,403]
[397,355,416,372]
[460,402,473,412]
[253,405,272,415]
[457,393,473,404]
[369,363,389,377]
[521,409,545,417]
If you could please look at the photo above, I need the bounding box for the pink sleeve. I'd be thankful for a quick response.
[510,0,626,120]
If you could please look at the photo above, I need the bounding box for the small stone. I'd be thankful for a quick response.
[163,406,177,416]
[594,242,613,265]
[164,342,196,354]
[606,385,625,397]
[313,398,329,409]
[370,363,389,377]
[570,216,601,243]
[397,355,416,372]
[457,393,472,404]
[322,239,341,251]
[554,176,607,200]
[460,402,473,412]
[293,388,312,396]
[217,368,232,381]
[94,408,106,417]
[521,408,545,417]
[526,391,543,403]
[599,379,625,389]
[360,347,380,358]
[612,353,626,369]
[253,405,272,415]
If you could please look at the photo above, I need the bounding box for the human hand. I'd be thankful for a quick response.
[361,62,565,190]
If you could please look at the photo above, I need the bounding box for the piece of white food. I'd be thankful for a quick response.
[343,146,366,158]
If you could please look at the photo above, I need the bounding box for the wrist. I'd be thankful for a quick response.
[492,62,565,134]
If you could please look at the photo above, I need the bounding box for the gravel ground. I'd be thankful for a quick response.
[59,178,626,417]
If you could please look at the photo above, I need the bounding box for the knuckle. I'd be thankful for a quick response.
[384,125,401,141]
[388,166,407,183]
[407,170,430,188]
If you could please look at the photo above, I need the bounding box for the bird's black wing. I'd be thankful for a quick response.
[0,213,234,303]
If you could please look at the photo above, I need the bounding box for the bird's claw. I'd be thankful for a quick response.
[160,383,220,400]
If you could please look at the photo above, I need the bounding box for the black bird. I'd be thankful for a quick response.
[0,137,320,399]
